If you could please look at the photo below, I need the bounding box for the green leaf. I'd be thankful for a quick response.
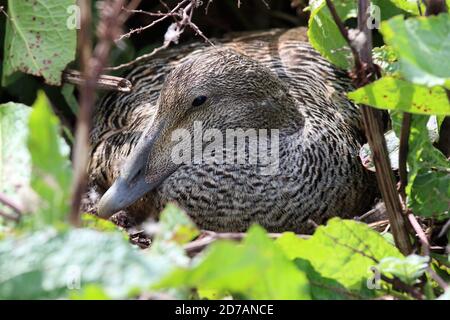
[157,225,311,300]
[2,0,77,85]
[380,14,450,88]
[347,77,450,115]
[156,203,200,245]
[372,46,399,75]
[308,1,405,69]
[0,228,187,299]
[389,0,424,15]
[276,218,403,297]
[308,0,356,69]
[26,91,72,228]
[69,284,111,300]
[81,214,120,233]
[378,255,429,285]
[295,258,360,299]
[403,115,450,218]
[0,102,31,218]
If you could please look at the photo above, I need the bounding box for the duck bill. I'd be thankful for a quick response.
[97,120,169,218]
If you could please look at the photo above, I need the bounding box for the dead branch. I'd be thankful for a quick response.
[62,69,132,93]
[70,0,140,225]
[325,0,413,255]
[108,0,214,71]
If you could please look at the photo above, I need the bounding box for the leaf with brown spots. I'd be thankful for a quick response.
[347,77,450,116]
[2,0,76,85]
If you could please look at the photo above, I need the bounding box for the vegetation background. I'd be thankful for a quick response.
[0,0,449,300]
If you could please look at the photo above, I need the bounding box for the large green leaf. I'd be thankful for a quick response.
[2,0,77,85]
[0,102,30,219]
[26,91,72,228]
[347,77,450,115]
[157,225,311,300]
[276,218,403,297]
[307,0,356,69]
[380,14,450,88]
[389,0,424,15]
[406,115,449,218]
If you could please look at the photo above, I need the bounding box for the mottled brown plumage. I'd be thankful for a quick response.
[88,28,376,233]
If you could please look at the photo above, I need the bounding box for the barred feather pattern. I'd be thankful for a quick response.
[88,27,376,233]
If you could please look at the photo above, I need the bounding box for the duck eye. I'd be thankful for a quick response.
[192,95,207,107]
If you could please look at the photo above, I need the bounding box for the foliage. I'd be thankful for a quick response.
[0,102,30,213]
[2,0,77,85]
[380,13,450,88]
[0,0,449,301]
[347,77,450,115]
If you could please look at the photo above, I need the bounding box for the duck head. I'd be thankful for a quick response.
[97,49,302,218]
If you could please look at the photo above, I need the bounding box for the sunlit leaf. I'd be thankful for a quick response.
[276,218,403,297]
[26,91,72,228]
[348,77,450,115]
[378,255,429,285]
[308,0,405,69]
[380,14,450,88]
[157,225,311,300]
[2,0,77,85]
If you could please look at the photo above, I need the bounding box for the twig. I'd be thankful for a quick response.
[117,0,188,41]
[355,201,386,221]
[380,274,424,300]
[325,0,413,254]
[183,230,309,257]
[325,0,362,69]
[408,213,449,290]
[408,213,429,255]
[398,112,411,202]
[437,219,450,238]
[0,192,24,215]
[109,0,214,72]
[107,43,171,71]
[417,0,423,15]
[63,69,132,93]
[0,209,20,222]
[70,0,131,225]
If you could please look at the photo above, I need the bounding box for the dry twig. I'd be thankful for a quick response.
[62,69,132,93]
[70,0,140,225]
[108,0,214,71]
